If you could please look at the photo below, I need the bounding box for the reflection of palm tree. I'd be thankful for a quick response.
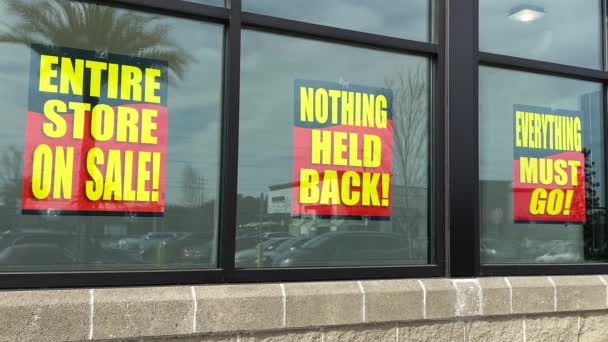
[0,0,192,81]
[0,0,193,263]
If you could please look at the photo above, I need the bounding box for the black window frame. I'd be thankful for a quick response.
[0,0,446,289]
[471,0,608,277]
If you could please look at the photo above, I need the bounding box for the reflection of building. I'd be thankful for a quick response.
[267,180,428,238]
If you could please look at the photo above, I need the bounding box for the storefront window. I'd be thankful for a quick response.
[237,30,431,268]
[479,0,602,69]
[190,0,224,6]
[479,66,606,264]
[243,0,431,42]
[0,0,223,271]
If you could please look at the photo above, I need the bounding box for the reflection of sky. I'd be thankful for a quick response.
[479,66,605,205]
[238,30,429,197]
[0,2,224,207]
[480,0,602,69]
[243,0,430,41]
[479,66,604,255]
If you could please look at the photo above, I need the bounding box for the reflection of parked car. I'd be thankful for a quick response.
[535,242,583,263]
[235,237,291,268]
[236,236,261,252]
[261,232,294,240]
[0,229,141,267]
[267,237,309,266]
[274,232,411,267]
[181,241,213,263]
[139,233,211,264]
[0,243,74,266]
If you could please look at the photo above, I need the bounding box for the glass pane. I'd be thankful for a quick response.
[0,0,223,271]
[237,30,431,268]
[479,66,606,264]
[243,0,431,41]
[188,0,224,6]
[479,0,602,69]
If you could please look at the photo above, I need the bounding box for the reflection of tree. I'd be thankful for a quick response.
[0,146,23,209]
[180,165,204,208]
[385,66,428,247]
[0,0,192,82]
[583,148,607,260]
[0,0,195,264]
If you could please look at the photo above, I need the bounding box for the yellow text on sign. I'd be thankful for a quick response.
[529,188,575,216]
[299,87,388,128]
[299,169,390,207]
[38,54,162,103]
[519,157,581,186]
[310,129,382,168]
[42,99,158,144]
[86,148,161,202]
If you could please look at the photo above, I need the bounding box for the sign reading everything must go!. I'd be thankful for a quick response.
[513,104,587,224]
[22,45,168,216]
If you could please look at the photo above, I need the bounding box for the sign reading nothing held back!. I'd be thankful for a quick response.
[513,104,587,223]
[22,45,168,215]
[293,80,393,219]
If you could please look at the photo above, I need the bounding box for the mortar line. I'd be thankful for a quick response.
[598,275,608,307]
[523,316,527,342]
[190,286,197,333]
[475,279,483,315]
[547,276,557,311]
[358,280,366,322]
[417,279,427,319]
[88,289,95,341]
[504,277,513,314]
[395,322,399,342]
[280,283,287,327]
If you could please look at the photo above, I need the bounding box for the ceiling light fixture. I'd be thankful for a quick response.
[508,4,545,22]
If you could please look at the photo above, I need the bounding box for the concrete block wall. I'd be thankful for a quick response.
[2,276,608,341]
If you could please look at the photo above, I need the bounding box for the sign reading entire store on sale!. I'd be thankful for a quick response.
[292,80,393,219]
[513,104,587,223]
[22,44,168,216]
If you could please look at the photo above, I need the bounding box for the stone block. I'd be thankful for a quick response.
[0,289,89,342]
[478,277,511,316]
[466,317,523,342]
[284,281,362,328]
[240,329,322,342]
[452,279,481,317]
[196,284,283,333]
[579,312,608,342]
[324,324,396,342]
[420,279,456,319]
[361,279,423,322]
[525,314,579,342]
[93,286,193,340]
[507,277,555,314]
[553,276,606,312]
[398,320,464,342]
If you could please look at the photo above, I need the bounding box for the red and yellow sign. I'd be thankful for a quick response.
[292,80,393,219]
[513,105,586,223]
[22,45,167,216]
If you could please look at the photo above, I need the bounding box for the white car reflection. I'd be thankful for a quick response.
[535,242,583,263]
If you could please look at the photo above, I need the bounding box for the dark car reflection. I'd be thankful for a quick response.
[0,229,141,268]
[235,236,310,268]
[481,238,584,264]
[273,231,414,267]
